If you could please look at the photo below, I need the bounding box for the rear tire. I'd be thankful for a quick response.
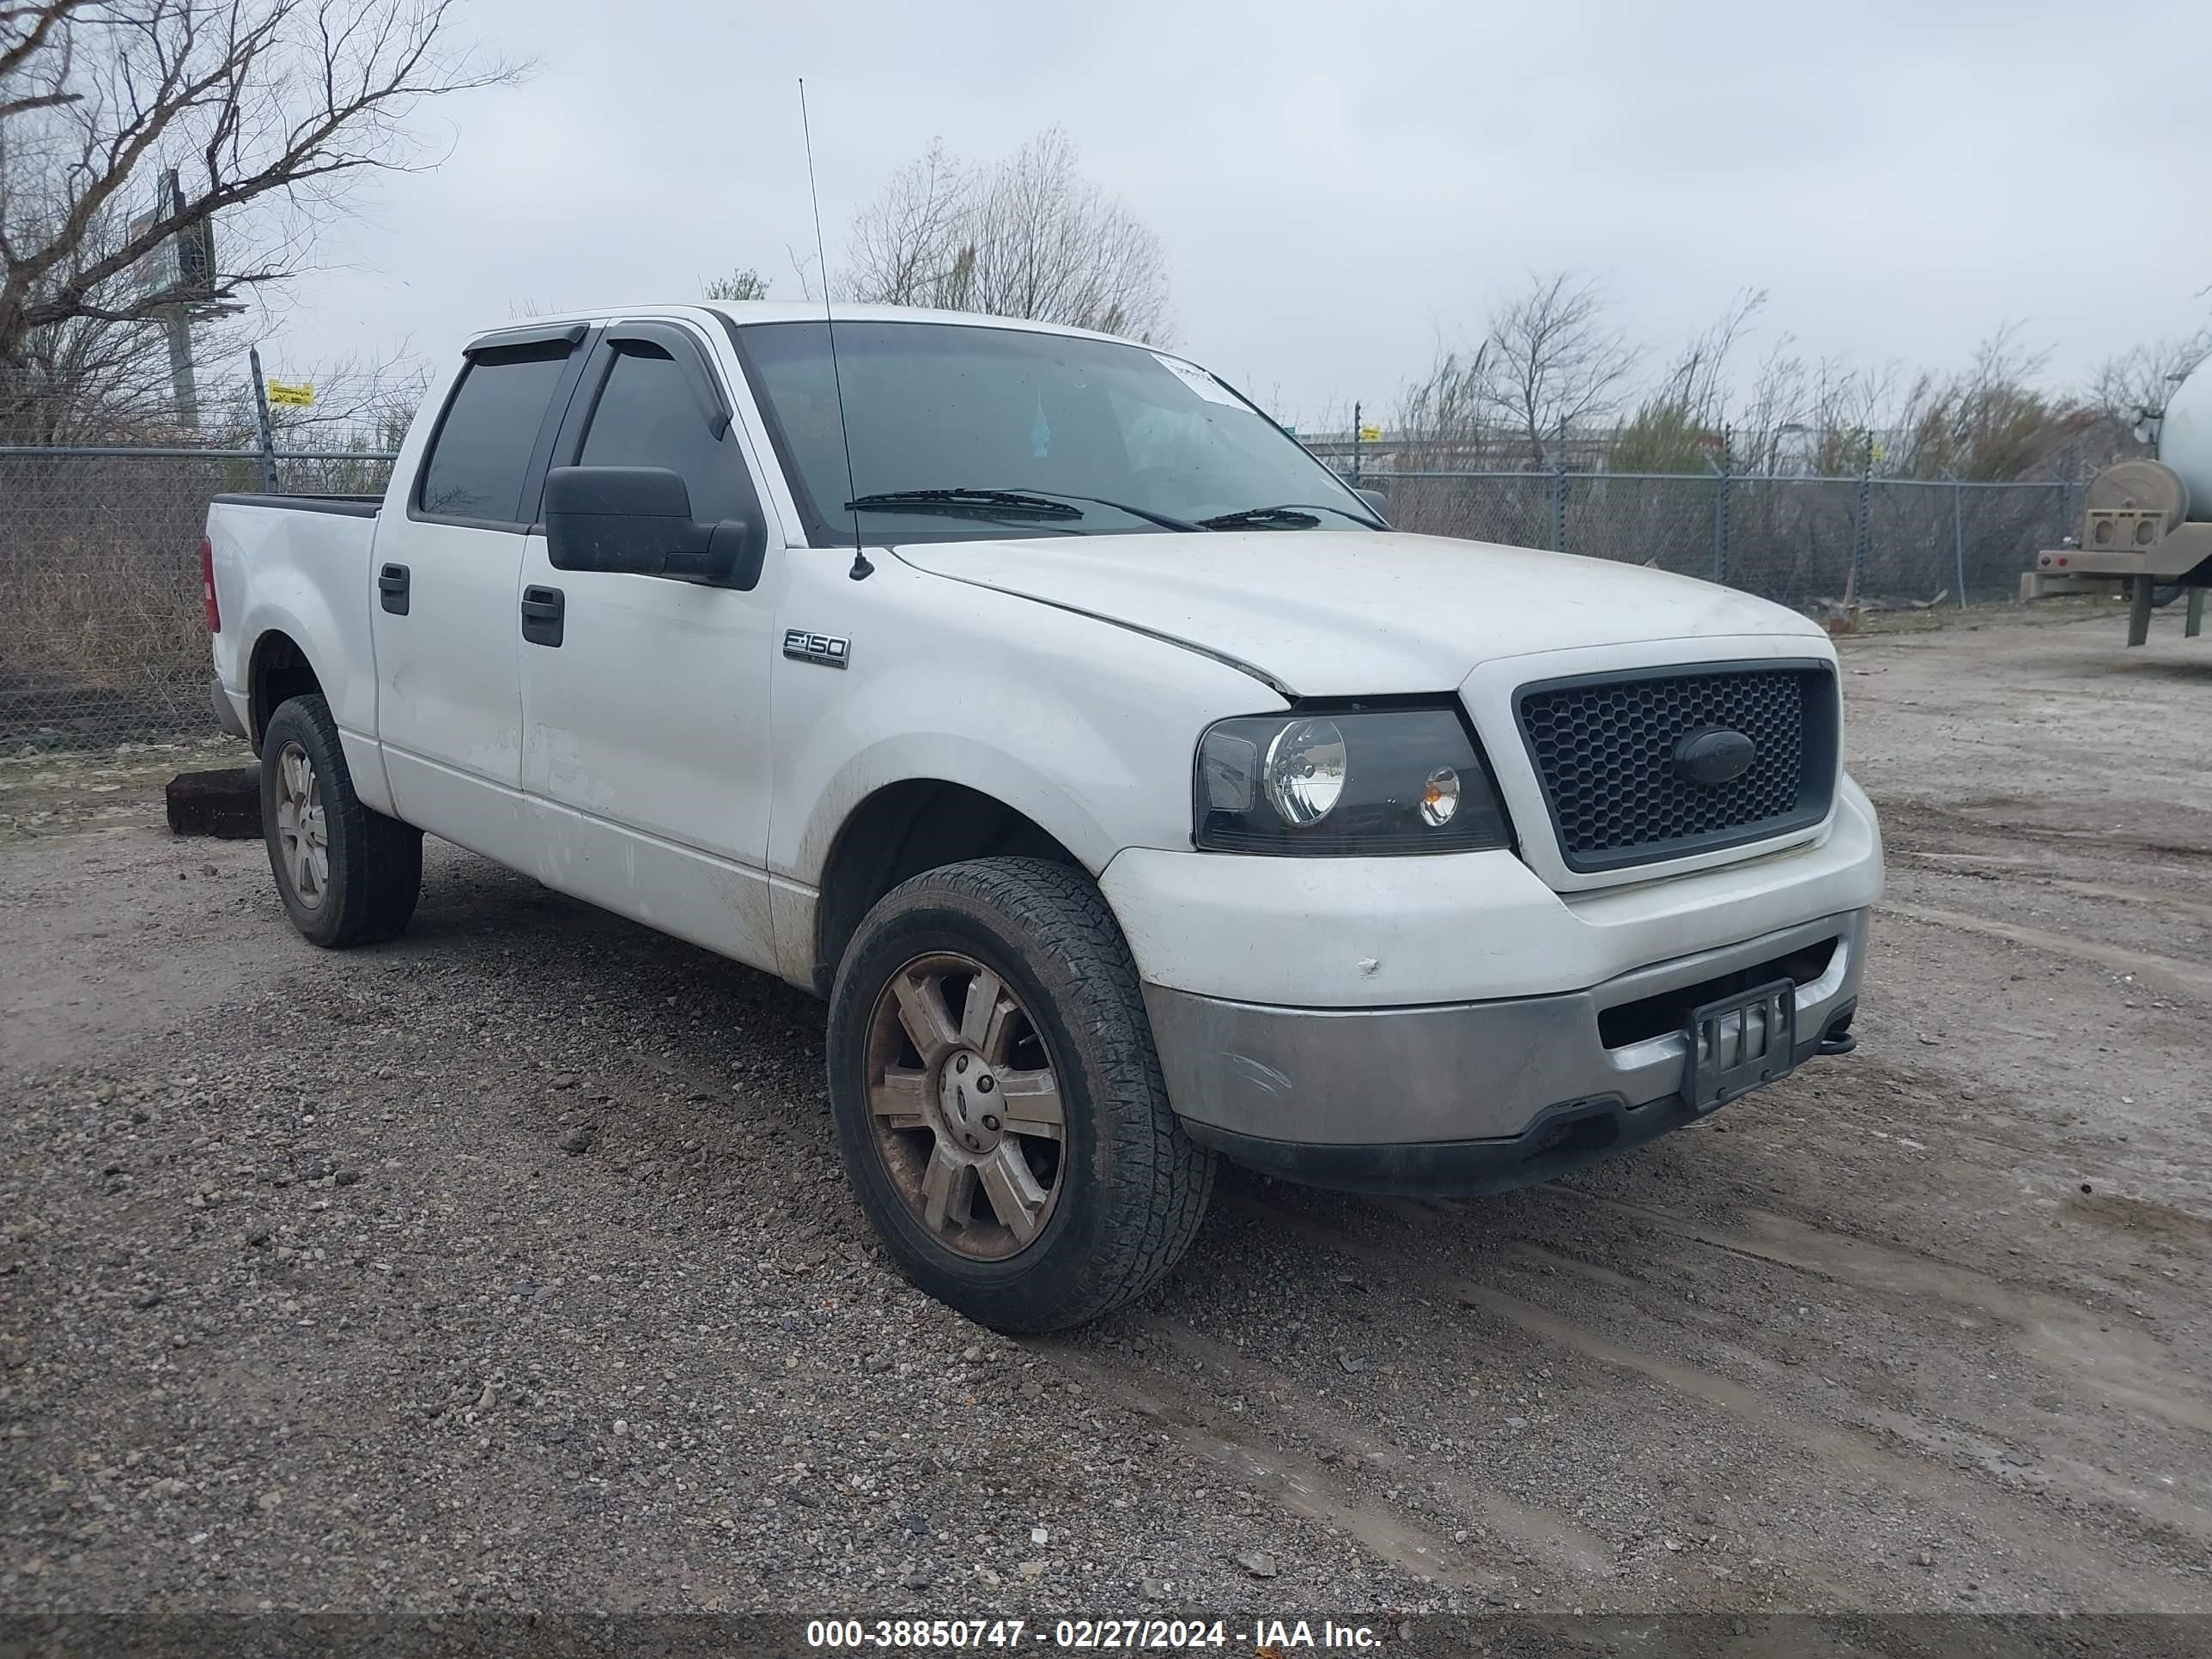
[260,694,422,948]
[826,857,1214,1333]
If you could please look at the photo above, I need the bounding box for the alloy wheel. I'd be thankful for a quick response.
[863,952,1066,1260]
[273,741,329,910]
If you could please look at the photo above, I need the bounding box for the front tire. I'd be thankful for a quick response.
[826,858,1214,1333]
[260,694,422,948]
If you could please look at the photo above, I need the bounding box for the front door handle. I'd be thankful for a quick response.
[377,563,410,616]
[520,585,565,647]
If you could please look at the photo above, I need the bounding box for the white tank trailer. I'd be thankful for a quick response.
[2027,363,2212,645]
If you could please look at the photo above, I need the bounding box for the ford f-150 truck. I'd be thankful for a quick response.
[204,303,1882,1332]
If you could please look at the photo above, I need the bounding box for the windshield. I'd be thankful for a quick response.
[727,319,1379,544]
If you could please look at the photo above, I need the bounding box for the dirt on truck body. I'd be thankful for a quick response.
[1,606,2209,1630]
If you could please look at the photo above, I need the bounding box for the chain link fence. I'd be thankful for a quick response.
[1361,470,2074,612]
[3,445,2078,752]
[2,447,394,751]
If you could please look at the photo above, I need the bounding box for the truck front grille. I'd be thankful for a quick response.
[1515,662,1838,873]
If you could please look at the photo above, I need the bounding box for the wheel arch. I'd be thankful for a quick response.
[807,777,1088,998]
[246,626,324,750]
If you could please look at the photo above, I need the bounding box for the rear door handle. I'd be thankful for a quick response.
[520,585,565,647]
[377,563,410,616]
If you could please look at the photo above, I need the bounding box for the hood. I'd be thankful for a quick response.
[894,531,1826,696]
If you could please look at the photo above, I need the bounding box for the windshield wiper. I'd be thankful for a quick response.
[846,489,1083,522]
[1200,501,1382,531]
[988,489,1203,532]
[847,486,1202,533]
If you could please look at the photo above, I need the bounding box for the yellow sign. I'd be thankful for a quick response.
[1358,424,1382,442]
[267,379,314,407]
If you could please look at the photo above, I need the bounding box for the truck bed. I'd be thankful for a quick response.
[205,494,386,757]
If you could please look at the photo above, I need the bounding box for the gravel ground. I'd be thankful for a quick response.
[3,603,2209,1623]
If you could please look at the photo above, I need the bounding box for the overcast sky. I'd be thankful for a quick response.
[262,0,2212,429]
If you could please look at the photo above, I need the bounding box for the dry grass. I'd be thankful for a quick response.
[0,544,207,685]
[0,540,210,747]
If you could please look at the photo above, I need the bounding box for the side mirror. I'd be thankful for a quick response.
[544,465,768,590]
[1356,488,1392,526]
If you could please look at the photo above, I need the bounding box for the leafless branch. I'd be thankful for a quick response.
[842,129,1170,341]
[1,0,524,437]
[2088,331,2212,428]
[1393,271,1639,470]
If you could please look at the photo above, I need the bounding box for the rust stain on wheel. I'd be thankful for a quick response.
[863,951,1066,1261]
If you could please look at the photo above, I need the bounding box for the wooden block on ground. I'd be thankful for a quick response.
[166,768,261,839]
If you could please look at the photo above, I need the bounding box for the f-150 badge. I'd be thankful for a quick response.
[782,629,851,669]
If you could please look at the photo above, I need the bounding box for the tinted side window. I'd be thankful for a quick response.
[578,343,759,525]
[417,342,572,524]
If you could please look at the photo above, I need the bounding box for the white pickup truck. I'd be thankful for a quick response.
[204,303,1882,1331]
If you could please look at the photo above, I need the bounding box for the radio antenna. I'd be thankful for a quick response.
[799,78,872,581]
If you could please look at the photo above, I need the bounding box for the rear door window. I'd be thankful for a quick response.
[417,342,574,525]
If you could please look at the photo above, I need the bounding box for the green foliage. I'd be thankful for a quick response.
[1609,398,1718,473]
[1898,379,2091,481]
[704,268,770,302]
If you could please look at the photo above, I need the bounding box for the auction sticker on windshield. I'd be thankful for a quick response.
[1152,354,1243,407]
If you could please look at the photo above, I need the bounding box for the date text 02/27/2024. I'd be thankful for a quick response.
[802,1618,1384,1650]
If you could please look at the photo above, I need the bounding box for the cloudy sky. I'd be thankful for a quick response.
[264,0,2212,429]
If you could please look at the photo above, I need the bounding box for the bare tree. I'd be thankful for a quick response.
[1482,272,1639,469]
[843,129,1170,341]
[2089,331,2211,430]
[1392,272,1638,471]
[963,131,1168,339]
[0,0,520,439]
[845,137,969,309]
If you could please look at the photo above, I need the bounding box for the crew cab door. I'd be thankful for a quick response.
[371,325,592,863]
[516,320,783,971]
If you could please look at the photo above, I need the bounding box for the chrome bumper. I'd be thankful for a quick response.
[1143,908,1867,1190]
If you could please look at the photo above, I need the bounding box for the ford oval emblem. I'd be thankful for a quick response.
[1674,726,1756,786]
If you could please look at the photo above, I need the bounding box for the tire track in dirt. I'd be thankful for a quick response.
[1134,1318,1620,1580]
[1440,1182,2212,1549]
[1030,1339,1491,1593]
[1038,1312,1877,1608]
[1897,852,2212,930]
[1882,902,2212,1000]
[1520,1188,2212,1437]
[1492,1231,2212,1556]
[1218,1189,2212,1607]
[1872,797,2212,869]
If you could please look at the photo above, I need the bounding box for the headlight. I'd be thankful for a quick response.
[1263,718,1346,825]
[1194,705,1510,854]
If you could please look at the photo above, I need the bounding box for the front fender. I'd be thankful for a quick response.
[764,552,1281,984]
[794,732,1123,884]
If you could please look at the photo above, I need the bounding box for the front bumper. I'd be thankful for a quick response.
[1143,907,1867,1194]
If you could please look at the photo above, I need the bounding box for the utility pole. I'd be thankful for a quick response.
[155,169,200,431]
[1711,426,1732,585]
[249,346,280,493]
[165,310,200,432]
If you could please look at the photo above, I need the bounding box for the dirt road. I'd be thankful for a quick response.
[3,604,2208,1619]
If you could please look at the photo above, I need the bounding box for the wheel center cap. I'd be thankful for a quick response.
[936,1051,1002,1151]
